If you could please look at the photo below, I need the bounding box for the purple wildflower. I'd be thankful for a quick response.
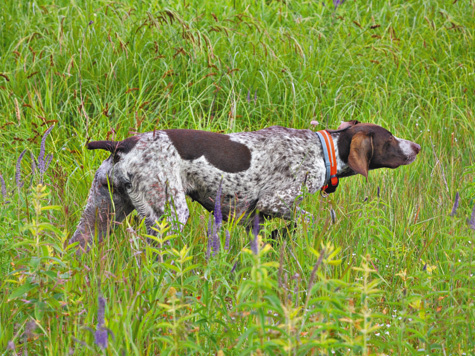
[45,153,53,170]
[247,89,251,104]
[377,186,380,198]
[468,205,475,230]
[250,214,260,255]
[88,21,94,26]
[211,228,220,257]
[7,340,15,351]
[41,153,53,183]
[15,149,27,188]
[94,296,108,349]
[214,181,223,228]
[230,260,238,274]
[450,192,460,217]
[333,0,345,9]
[0,172,6,197]
[224,230,230,250]
[95,327,107,350]
[254,89,257,104]
[97,296,105,326]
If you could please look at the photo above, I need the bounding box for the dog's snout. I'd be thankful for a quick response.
[412,143,421,154]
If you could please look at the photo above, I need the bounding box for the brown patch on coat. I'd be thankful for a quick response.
[165,129,251,173]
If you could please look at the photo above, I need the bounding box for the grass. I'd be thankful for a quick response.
[0,0,474,354]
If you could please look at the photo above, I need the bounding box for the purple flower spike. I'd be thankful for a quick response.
[333,0,345,9]
[15,149,27,188]
[95,327,108,350]
[252,213,260,238]
[0,172,6,197]
[7,340,15,351]
[250,214,260,255]
[95,296,108,349]
[97,296,105,325]
[468,205,475,230]
[212,228,220,257]
[450,192,460,217]
[247,89,251,104]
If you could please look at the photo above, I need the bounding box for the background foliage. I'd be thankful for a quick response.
[0,0,474,354]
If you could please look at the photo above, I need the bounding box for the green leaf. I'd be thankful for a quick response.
[9,281,37,300]
[160,262,180,273]
[41,205,62,211]
[182,264,200,274]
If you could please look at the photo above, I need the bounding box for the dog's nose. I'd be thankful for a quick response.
[412,143,421,154]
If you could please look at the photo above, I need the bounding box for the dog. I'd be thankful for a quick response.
[69,120,420,249]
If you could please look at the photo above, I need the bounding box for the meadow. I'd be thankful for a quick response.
[0,0,474,354]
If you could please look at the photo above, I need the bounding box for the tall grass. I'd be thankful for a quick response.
[1,0,474,354]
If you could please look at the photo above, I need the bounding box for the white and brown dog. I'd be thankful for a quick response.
[70,120,420,249]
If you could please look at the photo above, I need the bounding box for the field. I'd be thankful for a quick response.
[1,0,474,354]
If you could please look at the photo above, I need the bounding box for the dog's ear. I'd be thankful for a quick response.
[338,120,360,130]
[348,131,373,180]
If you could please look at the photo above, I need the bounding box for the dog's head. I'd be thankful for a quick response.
[336,121,421,179]
[69,137,139,251]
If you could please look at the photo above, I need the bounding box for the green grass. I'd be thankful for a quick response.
[1,0,474,354]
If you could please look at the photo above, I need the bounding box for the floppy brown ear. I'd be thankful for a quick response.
[338,120,360,130]
[347,131,373,180]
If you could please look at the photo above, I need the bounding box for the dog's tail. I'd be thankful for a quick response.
[87,136,140,155]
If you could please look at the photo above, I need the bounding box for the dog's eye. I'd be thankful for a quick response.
[125,182,132,190]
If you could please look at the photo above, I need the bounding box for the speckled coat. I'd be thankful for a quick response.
[70,122,421,249]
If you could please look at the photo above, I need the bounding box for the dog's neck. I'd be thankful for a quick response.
[328,132,353,178]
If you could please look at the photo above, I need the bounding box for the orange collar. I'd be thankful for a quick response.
[315,130,339,194]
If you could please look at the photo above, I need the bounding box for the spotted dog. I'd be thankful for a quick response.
[69,121,421,249]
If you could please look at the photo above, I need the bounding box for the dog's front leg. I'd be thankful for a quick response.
[128,176,189,240]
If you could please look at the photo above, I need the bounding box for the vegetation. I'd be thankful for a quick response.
[1,0,474,354]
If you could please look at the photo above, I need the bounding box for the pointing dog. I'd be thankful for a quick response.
[70,121,420,250]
